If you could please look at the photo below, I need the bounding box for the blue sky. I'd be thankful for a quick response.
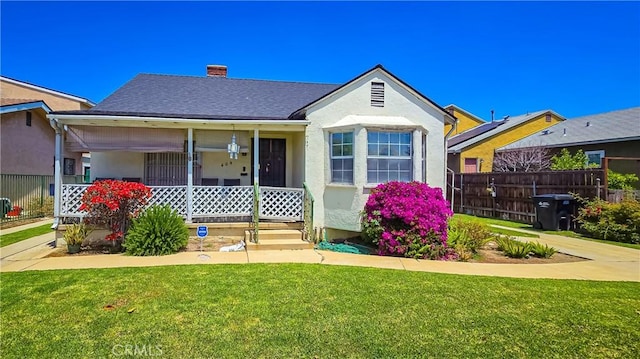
[1,1,639,120]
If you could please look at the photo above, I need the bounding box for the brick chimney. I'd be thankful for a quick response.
[207,65,227,77]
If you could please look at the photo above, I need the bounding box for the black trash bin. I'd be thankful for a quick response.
[532,194,576,231]
[0,198,11,218]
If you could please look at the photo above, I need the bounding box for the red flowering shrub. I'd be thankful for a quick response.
[574,194,640,244]
[361,181,455,260]
[80,180,152,242]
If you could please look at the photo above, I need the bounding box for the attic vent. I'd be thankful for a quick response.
[542,129,549,135]
[371,82,384,107]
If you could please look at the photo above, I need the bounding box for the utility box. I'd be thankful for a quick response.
[532,194,576,231]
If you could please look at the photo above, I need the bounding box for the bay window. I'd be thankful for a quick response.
[330,132,354,184]
[367,131,412,183]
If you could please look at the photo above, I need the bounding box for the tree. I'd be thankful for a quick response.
[492,147,551,172]
[550,148,597,170]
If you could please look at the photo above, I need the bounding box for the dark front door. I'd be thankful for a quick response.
[252,138,286,187]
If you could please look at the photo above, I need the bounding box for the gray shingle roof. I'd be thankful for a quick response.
[88,74,340,120]
[498,107,640,151]
[448,110,563,152]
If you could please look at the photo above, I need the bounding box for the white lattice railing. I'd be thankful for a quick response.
[192,186,253,217]
[61,184,90,216]
[60,184,304,221]
[260,187,304,221]
[148,186,187,217]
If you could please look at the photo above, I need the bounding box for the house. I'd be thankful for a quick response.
[47,64,456,239]
[498,107,640,179]
[1,76,94,176]
[447,110,565,173]
[444,104,485,136]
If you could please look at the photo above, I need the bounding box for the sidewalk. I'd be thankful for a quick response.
[0,218,56,260]
[1,224,638,282]
[0,218,53,235]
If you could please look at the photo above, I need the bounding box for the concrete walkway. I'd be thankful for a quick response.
[1,223,638,282]
[0,218,56,261]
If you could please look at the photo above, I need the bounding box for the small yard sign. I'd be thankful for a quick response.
[197,226,208,238]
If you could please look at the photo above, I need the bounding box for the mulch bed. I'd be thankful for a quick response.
[471,241,588,264]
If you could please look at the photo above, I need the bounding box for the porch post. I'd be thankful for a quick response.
[52,120,63,228]
[253,129,260,185]
[187,128,193,223]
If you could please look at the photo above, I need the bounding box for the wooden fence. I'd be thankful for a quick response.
[446,170,606,224]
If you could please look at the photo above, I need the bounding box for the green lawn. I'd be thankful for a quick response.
[2,264,638,358]
[0,224,53,247]
[452,214,539,238]
[453,214,640,250]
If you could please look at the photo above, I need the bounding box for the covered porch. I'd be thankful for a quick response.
[47,114,316,241]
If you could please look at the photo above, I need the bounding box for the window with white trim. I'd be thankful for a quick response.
[367,131,412,183]
[330,132,354,184]
[585,150,605,168]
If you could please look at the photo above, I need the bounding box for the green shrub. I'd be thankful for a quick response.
[493,235,532,258]
[529,242,557,258]
[550,148,598,170]
[574,195,640,244]
[63,223,90,246]
[501,240,532,258]
[447,219,492,254]
[124,205,189,256]
[494,235,512,251]
[608,170,639,190]
[27,196,54,217]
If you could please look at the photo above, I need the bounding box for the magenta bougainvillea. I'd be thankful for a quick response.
[361,181,455,260]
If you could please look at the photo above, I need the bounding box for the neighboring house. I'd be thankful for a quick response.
[444,104,486,136]
[498,107,640,178]
[447,110,565,173]
[48,64,456,236]
[0,76,94,176]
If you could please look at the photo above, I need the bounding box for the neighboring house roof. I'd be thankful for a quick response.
[448,110,565,153]
[57,73,340,120]
[447,121,503,147]
[444,104,486,123]
[0,76,95,107]
[0,99,52,114]
[498,107,640,151]
[289,65,456,124]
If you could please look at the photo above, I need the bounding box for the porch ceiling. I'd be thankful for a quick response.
[49,114,308,132]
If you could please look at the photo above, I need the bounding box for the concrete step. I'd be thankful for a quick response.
[257,222,304,230]
[258,229,303,241]
[246,239,313,251]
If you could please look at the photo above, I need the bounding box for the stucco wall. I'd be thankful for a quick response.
[304,70,448,232]
[291,132,305,188]
[0,80,91,111]
[1,110,82,175]
[460,113,563,173]
[445,108,484,136]
[90,152,144,181]
[201,152,251,185]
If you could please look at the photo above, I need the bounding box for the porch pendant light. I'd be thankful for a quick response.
[228,132,239,159]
